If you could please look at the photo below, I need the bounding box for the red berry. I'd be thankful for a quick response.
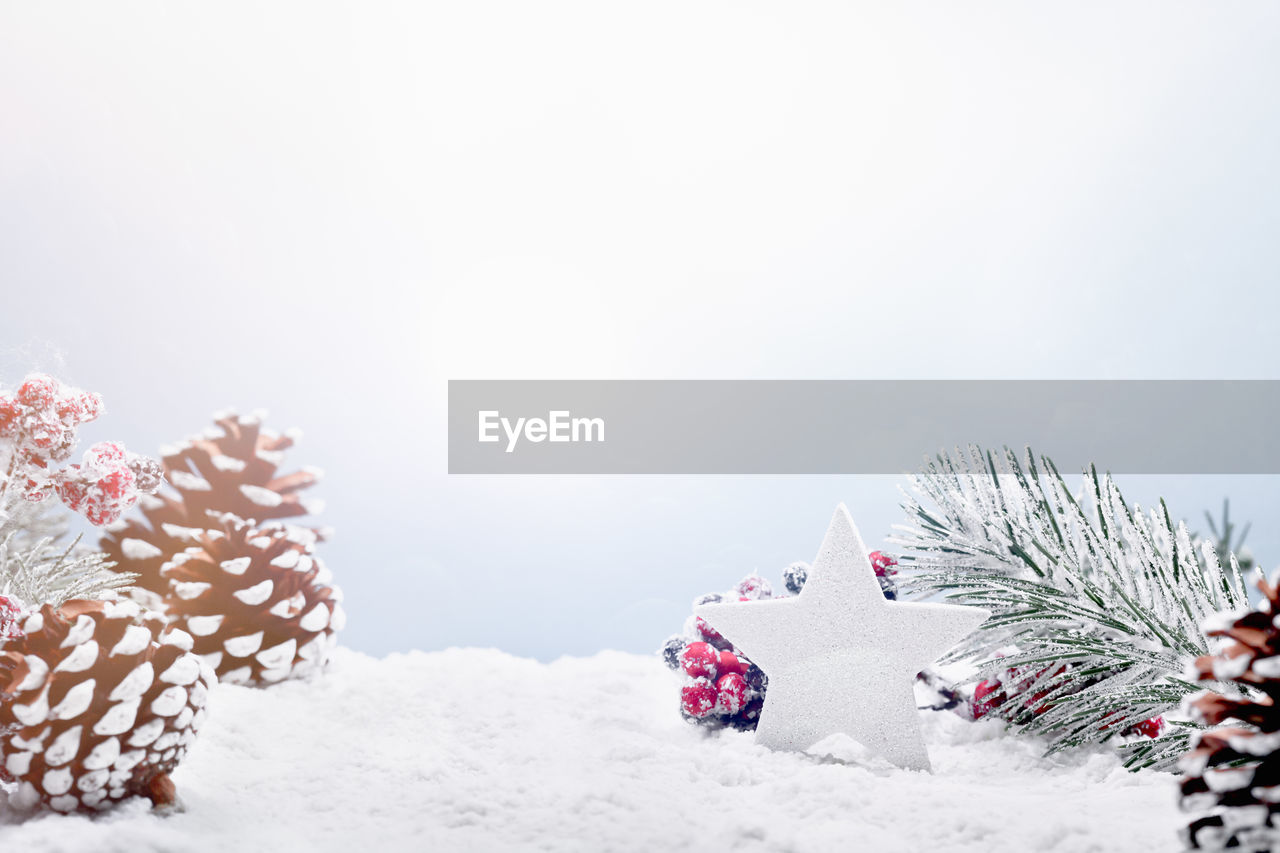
[0,395,19,438]
[55,442,143,526]
[869,551,898,578]
[0,595,23,640]
[25,411,65,450]
[55,390,103,425]
[16,374,58,409]
[1132,716,1164,739]
[736,574,772,600]
[695,616,727,648]
[681,678,718,718]
[972,678,1004,719]
[680,641,719,679]
[715,673,748,715]
[716,650,749,676]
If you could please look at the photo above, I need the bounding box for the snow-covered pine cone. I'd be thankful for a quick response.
[160,515,344,686]
[1179,575,1280,851]
[0,599,212,813]
[99,411,326,595]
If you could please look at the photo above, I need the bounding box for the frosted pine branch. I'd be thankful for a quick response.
[0,529,135,611]
[891,446,1252,771]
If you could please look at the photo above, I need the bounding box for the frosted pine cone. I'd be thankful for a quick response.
[0,598,212,812]
[100,411,326,595]
[1179,575,1280,851]
[160,515,343,685]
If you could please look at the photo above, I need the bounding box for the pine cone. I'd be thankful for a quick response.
[1180,576,1280,851]
[100,412,326,595]
[0,598,212,812]
[159,515,344,685]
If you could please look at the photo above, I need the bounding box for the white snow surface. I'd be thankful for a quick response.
[0,648,1182,852]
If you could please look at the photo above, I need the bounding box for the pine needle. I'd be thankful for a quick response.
[892,446,1248,771]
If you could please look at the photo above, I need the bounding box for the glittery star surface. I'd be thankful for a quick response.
[696,504,989,771]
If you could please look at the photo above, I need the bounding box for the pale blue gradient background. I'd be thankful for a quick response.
[1,3,1278,659]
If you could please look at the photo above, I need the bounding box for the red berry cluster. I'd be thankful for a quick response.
[970,663,1164,739]
[664,554,902,730]
[0,373,162,526]
[0,594,23,641]
[665,573,774,728]
[56,441,162,526]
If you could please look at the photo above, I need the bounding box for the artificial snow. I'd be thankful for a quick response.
[0,648,1182,852]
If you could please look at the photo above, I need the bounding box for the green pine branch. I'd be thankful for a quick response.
[892,446,1251,771]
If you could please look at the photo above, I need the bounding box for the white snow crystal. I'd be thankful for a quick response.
[113,749,145,771]
[211,454,247,472]
[92,699,140,737]
[13,687,50,726]
[240,485,283,507]
[54,641,100,674]
[49,795,79,813]
[4,751,32,778]
[17,655,49,691]
[187,615,225,637]
[110,625,153,657]
[50,679,96,720]
[162,629,195,651]
[109,662,155,702]
[121,538,165,561]
[103,599,142,620]
[256,638,296,670]
[76,768,110,793]
[43,725,83,766]
[219,666,252,685]
[11,782,40,809]
[128,718,166,746]
[298,603,330,633]
[223,631,265,658]
[161,523,206,542]
[269,549,300,570]
[60,614,96,649]
[170,470,213,492]
[220,557,252,576]
[41,768,73,796]
[83,737,121,771]
[159,655,203,686]
[233,579,275,606]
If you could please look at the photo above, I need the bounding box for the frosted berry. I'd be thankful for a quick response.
[695,615,729,648]
[868,551,898,577]
[735,697,765,729]
[0,595,23,640]
[716,649,748,676]
[972,678,1004,719]
[736,574,772,600]
[56,441,142,526]
[681,678,718,718]
[55,390,103,426]
[782,561,809,594]
[128,455,165,493]
[661,635,685,671]
[1131,716,1164,739]
[16,374,58,409]
[715,673,748,715]
[22,476,52,502]
[680,641,718,679]
[25,411,65,450]
[0,395,20,438]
